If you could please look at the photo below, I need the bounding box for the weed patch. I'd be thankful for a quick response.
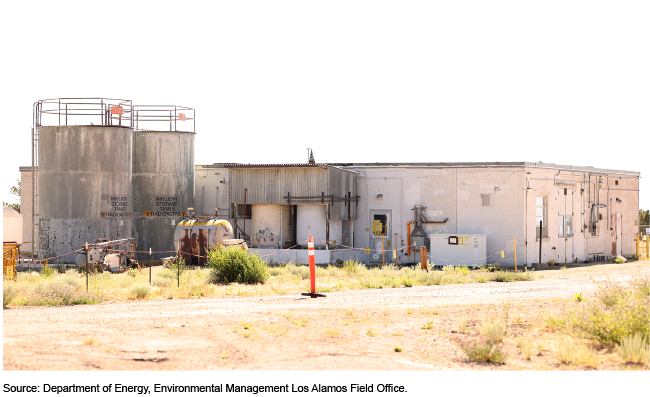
[616,334,649,365]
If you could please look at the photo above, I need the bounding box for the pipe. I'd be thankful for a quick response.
[406,222,411,256]
[243,188,247,241]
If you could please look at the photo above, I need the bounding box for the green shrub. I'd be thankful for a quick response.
[617,334,649,365]
[127,268,139,278]
[456,338,506,363]
[152,275,173,287]
[454,266,470,276]
[40,266,56,277]
[166,256,187,276]
[4,284,17,308]
[483,264,501,272]
[401,276,414,287]
[479,319,506,344]
[208,246,269,284]
[156,268,177,279]
[571,277,649,346]
[547,258,556,266]
[130,283,151,299]
[491,271,515,282]
[612,255,627,264]
[269,267,283,277]
[343,259,359,275]
[456,318,507,363]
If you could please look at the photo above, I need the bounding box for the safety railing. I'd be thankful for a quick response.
[133,105,195,132]
[33,98,134,128]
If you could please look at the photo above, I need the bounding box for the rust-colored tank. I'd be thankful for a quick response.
[173,219,246,265]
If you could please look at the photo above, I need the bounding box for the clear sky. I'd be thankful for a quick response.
[2,1,648,213]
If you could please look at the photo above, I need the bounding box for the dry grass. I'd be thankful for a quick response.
[6,262,536,306]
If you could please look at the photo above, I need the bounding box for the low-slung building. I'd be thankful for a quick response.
[194,162,640,266]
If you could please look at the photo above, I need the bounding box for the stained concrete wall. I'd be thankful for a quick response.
[38,125,133,262]
[133,131,195,259]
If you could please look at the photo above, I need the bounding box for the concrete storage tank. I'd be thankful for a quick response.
[36,98,134,262]
[297,205,327,249]
[132,106,195,260]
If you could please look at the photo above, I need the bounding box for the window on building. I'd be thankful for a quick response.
[481,194,490,206]
[566,215,572,237]
[536,196,547,237]
[559,215,564,237]
[230,203,252,219]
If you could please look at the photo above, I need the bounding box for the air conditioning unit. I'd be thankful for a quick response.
[429,234,487,267]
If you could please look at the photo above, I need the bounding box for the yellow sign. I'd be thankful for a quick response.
[501,250,505,258]
[145,211,152,217]
[372,220,383,236]
[181,211,186,216]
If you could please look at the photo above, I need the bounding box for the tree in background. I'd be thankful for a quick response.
[640,209,650,226]
[3,179,20,213]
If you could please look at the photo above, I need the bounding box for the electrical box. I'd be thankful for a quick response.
[429,234,486,266]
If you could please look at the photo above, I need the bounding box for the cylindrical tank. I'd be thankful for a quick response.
[173,219,236,265]
[38,125,133,262]
[251,204,288,248]
[297,205,327,249]
[132,130,195,260]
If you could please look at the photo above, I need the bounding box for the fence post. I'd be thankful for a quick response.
[149,248,152,285]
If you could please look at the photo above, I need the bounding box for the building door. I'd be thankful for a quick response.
[370,210,391,263]
[557,188,574,264]
[611,212,622,257]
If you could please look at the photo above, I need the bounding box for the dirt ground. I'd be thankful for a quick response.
[3,261,649,371]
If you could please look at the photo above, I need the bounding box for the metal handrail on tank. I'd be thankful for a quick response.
[30,98,134,258]
[33,98,134,128]
[133,105,195,133]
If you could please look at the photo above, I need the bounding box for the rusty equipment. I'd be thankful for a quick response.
[75,238,138,273]
[174,216,247,266]
[3,242,18,280]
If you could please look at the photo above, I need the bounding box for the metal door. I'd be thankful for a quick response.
[370,210,391,263]
[557,188,574,264]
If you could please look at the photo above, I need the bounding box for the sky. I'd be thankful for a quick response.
[2,0,648,213]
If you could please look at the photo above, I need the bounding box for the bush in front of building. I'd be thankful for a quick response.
[208,245,269,285]
[3,284,17,308]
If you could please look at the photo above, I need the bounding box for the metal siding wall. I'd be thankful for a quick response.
[229,168,329,204]
[328,168,358,220]
[228,167,357,220]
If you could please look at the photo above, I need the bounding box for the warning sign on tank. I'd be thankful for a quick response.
[152,196,182,216]
[105,196,130,217]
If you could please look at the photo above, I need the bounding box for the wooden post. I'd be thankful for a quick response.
[420,246,428,272]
